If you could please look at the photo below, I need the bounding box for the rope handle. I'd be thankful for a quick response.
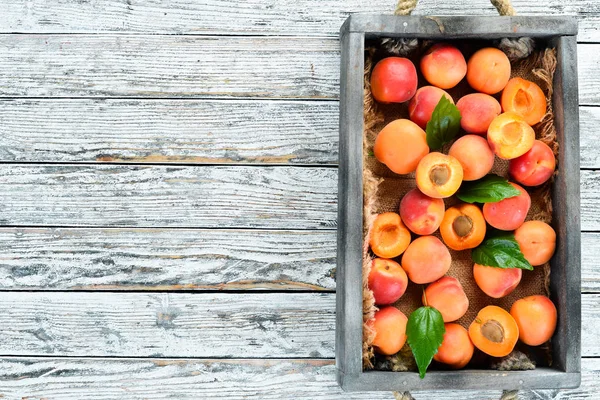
[396,0,516,16]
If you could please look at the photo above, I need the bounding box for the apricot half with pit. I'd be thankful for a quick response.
[416,152,463,199]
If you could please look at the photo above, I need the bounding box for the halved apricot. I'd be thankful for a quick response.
[440,204,486,250]
[374,119,429,174]
[369,212,412,258]
[469,305,519,357]
[487,112,535,160]
[501,77,547,126]
[466,48,511,95]
[416,152,463,199]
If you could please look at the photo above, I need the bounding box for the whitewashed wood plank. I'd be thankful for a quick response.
[1,0,598,42]
[0,35,339,99]
[582,294,600,357]
[580,107,600,170]
[0,99,338,164]
[0,228,336,290]
[0,357,598,400]
[0,165,337,229]
[581,170,600,231]
[582,233,600,293]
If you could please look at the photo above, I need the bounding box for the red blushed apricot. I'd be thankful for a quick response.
[501,77,547,126]
[416,152,463,199]
[448,135,495,181]
[434,323,474,369]
[510,295,557,346]
[456,93,502,135]
[399,188,445,235]
[469,306,519,357]
[473,263,522,299]
[420,43,467,89]
[488,112,535,160]
[509,140,556,187]
[371,57,418,104]
[367,306,408,355]
[374,119,429,174]
[423,277,469,322]
[483,182,531,231]
[368,258,409,305]
[401,236,451,284]
[369,212,412,259]
[408,86,454,129]
[514,221,556,266]
[440,204,486,250]
[466,47,511,95]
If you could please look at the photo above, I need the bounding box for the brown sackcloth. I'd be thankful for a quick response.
[362,40,558,371]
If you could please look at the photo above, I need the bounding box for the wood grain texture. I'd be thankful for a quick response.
[0,165,337,229]
[581,170,600,231]
[0,35,339,99]
[0,99,338,164]
[580,107,600,169]
[0,228,336,291]
[0,292,335,357]
[0,357,598,400]
[1,0,598,42]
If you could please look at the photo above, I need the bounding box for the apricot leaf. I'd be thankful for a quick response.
[472,232,533,270]
[407,306,445,379]
[425,96,461,150]
[457,174,521,203]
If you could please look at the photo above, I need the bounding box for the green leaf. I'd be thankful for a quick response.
[407,306,445,379]
[425,96,461,150]
[472,231,533,270]
[456,174,522,203]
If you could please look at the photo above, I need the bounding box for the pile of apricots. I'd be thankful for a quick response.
[366,43,558,368]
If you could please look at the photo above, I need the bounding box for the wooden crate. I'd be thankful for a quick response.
[336,15,581,391]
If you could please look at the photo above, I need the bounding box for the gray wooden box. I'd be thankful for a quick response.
[336,15,580,391]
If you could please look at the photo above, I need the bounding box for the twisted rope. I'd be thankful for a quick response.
[394,0,516,16]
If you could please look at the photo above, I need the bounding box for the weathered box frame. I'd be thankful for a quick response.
[336,15,580,391]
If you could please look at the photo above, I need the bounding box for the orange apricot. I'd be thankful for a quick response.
[420,43,467,89]
[401,236,451,284]
[469,305,519,357]
[501,77,547,126]
[416,152,463,199]
[473,263,522,299]
[456,93,502,135]
[466,47,511,94]
[510,295,557,346]
[448,135,495,181]
[368,258,409,305]
[371,57,418,104]
[440,204,486,250]
[514,221,556,266]
[487,112,535,160]
[374,119,429,174]
[434,323,474,369]
[482,182,531,231]
[423,276,469,322]
[399,188,445,235]
[369,212,411,259]
[408,86,454,129]
[367,306,408,355]
[509,140,556,187]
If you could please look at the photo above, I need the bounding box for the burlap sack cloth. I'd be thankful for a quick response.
[361,42,558,372]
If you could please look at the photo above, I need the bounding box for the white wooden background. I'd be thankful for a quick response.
[0,1,598,399]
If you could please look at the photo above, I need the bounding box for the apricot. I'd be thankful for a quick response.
[510,295,557,346]
[487,112,535,160]
[440,204,486,250]
[415,152,463,199]
[408,86,454,129]
[466,47,511,95]
[456,93,502,135]
[368,258,409,305]
[367,306,408,355]
[473,263,522,298]
[371,57,418,104]
[423,277,469,322]
[401,236,451,284]
[469,305,519,357]
[369,212,411,259]
[482,182,531,231]
[434,323,474,369]
[514,221,556,266]
[501,77,547,126]
[399,188,445,235]
[374,119,429,174]
[509,140,556,187]
[448,135,495,181]
[420,43,467,89]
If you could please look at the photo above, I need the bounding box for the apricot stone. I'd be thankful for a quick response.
[514,221,556,266]
[434,323,474,369]
[423,276,469,322]
[368,258,409,305]
[448,135,495,181]
[401,236,451,284]
[509,140,556,187]
[399,188,445,235]
[466,47,511,95]
[408,86,454,129]
[371,57,418,104]
[456,93,502,135]
[488,112,535,160]
[416,152,464,199]
[440,203,486,250]
[483,182,531,231]
[420,43,467,89]
[367,306,408,355]
[510,295,557,346]
[369,212,412,259]
[473,263,522,298]
[374,119,429,175]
